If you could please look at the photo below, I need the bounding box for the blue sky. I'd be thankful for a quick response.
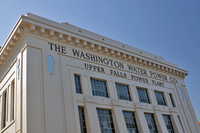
[0,0,200,120]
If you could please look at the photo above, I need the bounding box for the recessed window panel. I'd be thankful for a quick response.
[116,83,131,101]
[155,91,166,106]
[163,115,175,133]
[137,88,150,103]
[74,75,82,93]
[91,78,108,98]
[11,80,15,120]
[144,113,158,133]
[123,111,139,133]
[178,87,184,100]
[78,107,87,133]
[169,93,175,107]
[97,109,115,133]
[3,91,7,128]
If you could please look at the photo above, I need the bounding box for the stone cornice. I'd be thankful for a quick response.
[0,14,188,78]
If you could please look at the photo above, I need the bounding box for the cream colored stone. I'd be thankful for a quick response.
[0,13,199,133]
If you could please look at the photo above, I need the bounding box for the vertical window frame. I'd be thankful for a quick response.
[74,74,82,94]
[144,113,158,133]
[137,87,150,104]
[123,111,139,133]
[90,78,109,98]
[154,91,167,106]
[163,115,175,133]
[169,93,176,107]
[115,83,131,101]
[97,108,115,133]
[10,80,15,121]
[78,106,87,133]
[2,90,7,128]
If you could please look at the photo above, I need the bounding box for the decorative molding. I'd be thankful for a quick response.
[103,47,108,53]
[0,20,188,78]
[96,45,101,51]
[49,30,54,37]
[10,40,16,46]
[17,28,24,34]
[40,27,45,34]
[1,55,5,60]
[66,35,72,42]
[82,40,87,47]
[58,33,63,39]
[110,49,115,55]
[30,24,36,31]
[7,46,12,51]
[13,34,20,40]
[133,57,137,63]
[75,38,80,44]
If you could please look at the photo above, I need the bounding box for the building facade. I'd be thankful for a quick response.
[0,13,199,133]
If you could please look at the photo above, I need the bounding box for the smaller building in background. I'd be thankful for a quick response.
[198,118,200,126]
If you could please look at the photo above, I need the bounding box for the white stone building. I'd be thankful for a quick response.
[0,13,199,133]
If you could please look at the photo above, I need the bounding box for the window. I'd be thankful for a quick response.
[178,87,184,100]
[169,93,175,107]
[123,111,139,133]
[144,113,158,133]
[137,88,150,103]
[91,78,108,98]
[97,109,115,133]
[78,107,87,133]
[74,75,82,93]
[116,83,131,101]
[11,80,15,120]
[163,115,175,133]
[3,91,7,128]
[155,91,166,106]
